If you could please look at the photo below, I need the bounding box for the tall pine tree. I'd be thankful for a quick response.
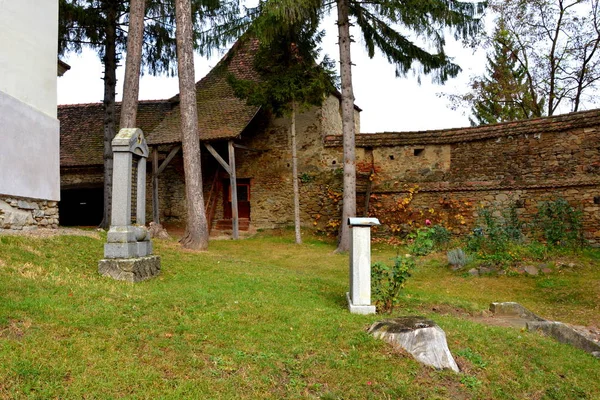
[470,21,544,125]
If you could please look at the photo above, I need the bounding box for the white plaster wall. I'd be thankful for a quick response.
[0,0,60,201]
[0,0,58,117]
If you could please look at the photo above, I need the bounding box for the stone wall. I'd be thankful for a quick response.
[0,195,59,230]
[320,110,600,243]
[59,98,600,243]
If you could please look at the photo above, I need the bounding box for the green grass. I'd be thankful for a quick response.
[0,232,598,399]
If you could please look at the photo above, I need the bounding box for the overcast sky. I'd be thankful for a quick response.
[57,7,488,134]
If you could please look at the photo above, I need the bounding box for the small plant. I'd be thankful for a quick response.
[535,198,583,247]
[298,172,313,183]
[456,347,488,369]
[460,375,482,390]
[408,225,451,256]
[447,248,471,269]
[371,256,415,313]
[467,203,525,256]
[503,202,524,242]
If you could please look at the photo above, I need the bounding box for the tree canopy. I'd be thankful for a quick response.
[469,21,544,125]
[487,0,600,116]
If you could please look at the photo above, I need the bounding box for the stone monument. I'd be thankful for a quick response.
[346,217,380,314]
[98,128,161,282]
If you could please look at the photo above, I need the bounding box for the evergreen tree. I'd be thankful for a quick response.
[228,18,336,244]
[470,22,544,125]
[58,0,239,229]
[334,0,485,251]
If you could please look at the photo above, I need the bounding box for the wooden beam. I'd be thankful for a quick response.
[204,143,232,174]
[233,143,265,152]
[228,140,239,240]
[156,145,181,175]
[152,147,160,224]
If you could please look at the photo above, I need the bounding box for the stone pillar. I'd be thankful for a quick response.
[347,217,380,314]
[98,128,160,282]
[136,157,146,226]
[111,151,133,227]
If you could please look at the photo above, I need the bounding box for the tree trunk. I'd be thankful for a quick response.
[291,101,302,245]
[99,0,119,230]
[120,0,146,129]
[336,0,356,253]
[175,0,209,250]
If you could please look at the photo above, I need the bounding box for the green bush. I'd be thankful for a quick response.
[535,198,583,247]
[467,203,524,255]
[408,225,451,256]
[371,256,415,313]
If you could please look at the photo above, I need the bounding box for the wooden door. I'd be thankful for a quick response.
[223,179,251,219]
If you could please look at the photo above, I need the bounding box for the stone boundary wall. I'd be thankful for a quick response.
[318,109,600,243]
[0,195,59,230]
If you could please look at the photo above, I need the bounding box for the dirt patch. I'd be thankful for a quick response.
[0,319,32,340]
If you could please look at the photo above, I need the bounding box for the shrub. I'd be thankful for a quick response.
[447,248,471,269]
[408,225,451,256]
[535,198,583,247]
[371,256,415,313]
[467,204,524,255]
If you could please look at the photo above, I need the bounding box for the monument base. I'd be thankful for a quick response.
[346,292,376,315]
[98,255,161,283]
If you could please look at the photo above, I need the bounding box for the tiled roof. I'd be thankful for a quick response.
[324,108,600,147]
[146,37,261,145]
[59,100,172,167]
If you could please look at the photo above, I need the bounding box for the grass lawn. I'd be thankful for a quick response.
[0,231,598,399]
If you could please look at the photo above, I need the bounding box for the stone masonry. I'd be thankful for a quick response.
[0,195,59,230]
[59,93,600,243]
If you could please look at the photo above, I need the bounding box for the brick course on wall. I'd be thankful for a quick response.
[0,195,59,230]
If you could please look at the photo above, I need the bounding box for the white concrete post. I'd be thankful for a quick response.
[347,217,380,314]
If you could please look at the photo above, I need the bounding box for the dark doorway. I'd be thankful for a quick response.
[59,187,104,226]
[223,179,251,219]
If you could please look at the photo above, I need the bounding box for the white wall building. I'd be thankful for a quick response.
[0,0,61,229]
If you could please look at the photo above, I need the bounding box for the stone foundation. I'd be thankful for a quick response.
[98,255,161,283]
[0,195,59,230]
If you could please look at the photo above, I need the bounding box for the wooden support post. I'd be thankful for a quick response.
[152,147,160,224]
[228,140,239,240]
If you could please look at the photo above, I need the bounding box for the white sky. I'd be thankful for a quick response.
[57,7,487,133]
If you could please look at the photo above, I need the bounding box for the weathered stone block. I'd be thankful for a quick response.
[527,321,600,357]
[369,317,460,372]
[17,200,39,210]
[0,200,34,228]
[98,255,161,283]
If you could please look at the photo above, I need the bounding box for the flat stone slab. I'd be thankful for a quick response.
[527,321,600,358]
[368,317,460,372]
[489,302,545,322]
[490,302,600,358]
[98,255,161,283]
